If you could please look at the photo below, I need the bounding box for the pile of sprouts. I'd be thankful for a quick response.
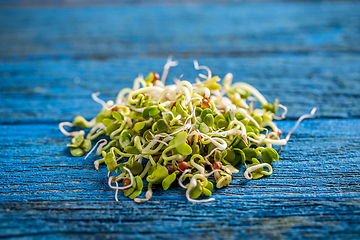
[59,58,316,203]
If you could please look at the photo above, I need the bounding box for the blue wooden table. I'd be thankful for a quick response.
[1,1,360,239]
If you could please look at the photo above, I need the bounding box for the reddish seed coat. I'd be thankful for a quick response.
[177,161,189,171]
[212,161,222,169]
[166,164,175,174]
[271,128,282,137]
[151,72,160,84]
[123,178,131,188]
[153,72,160,80]
[201,97,211,109]
[190,135,199,145]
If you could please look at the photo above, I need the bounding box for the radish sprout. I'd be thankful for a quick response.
[60,59,315,203]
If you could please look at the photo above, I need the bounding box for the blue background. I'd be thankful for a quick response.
[0,1,360,239]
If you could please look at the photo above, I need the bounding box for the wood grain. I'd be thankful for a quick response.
[0,119,359,202]
[1,3,360,57]
[1,199,360,239]
[1,55,360,124]
[1,2,360,239]
[1,3,360,123]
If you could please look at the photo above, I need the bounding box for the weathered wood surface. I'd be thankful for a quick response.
[1,1,360,239]
[1,3,360,122]
[0,119,359,239]
[1,199,360,240]
[1,54,360,124]
[1,119,359,202]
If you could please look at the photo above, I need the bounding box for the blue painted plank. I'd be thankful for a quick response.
[1,54,360,123]
[0,199,360,239]
[0,119,359,202]
[1,2,360,122]
[1,3,359,57]
[0,2,359,239]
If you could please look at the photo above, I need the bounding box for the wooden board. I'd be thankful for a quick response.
[1,119,359,201]
[0,1,360,239]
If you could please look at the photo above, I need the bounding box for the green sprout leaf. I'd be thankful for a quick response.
[202,181,213,196]
[72,134,84,147]
[95,113,107,123]
[124,179,136,197]
[68,134,92,157]
[195,107,202,117]
[214,150,222,162]
[129,176,143,199]
[142,107,152,119]
[230,136,247,149]
[223,149,235,164]
[72,116,89,128]
[235,113,245,121]
[203,114,214,127]
[214,114,225,124]
[199,122,210,133]
[173,131,188,147]
[201,76,221,91]
[106,123,121,135]
[176,97,189,118]
[119,131,131,149]
[263,111,273,121]
[243,148,258,161]
[224,111,233,122]
[217,119,228,129]
[233,148,246,165]
[156,119,168,132]
[146,165,169,184]
[104,151,118,172]
[246,158,264,179]
[129,162,144,175]
[70,147,85,157]
[176,143,192,155]
[112,111,124,121]
[216,172,232,188]
[200,108,213,120]
[124,146,140,155]
[80,139,92,152]
[134,136,142,153]
[261,147,279,165]
[162,171,179,190]
[134,122,147,133]
[102,118,115,127]
[223,148,245,166]
[149,107,160,117]
[248,115,262,127]
[189,180,203,199]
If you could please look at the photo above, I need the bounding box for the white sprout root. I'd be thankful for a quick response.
[85,139,107,161]
[285,108,317,142]
[59,122,85,137]
[186,174,215,203]
[134,189,153,203]
[244,163,273,180]
[161,56,178,84]
[108,167,134,202]
[92,92,107,108]
[178,169,191,189]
